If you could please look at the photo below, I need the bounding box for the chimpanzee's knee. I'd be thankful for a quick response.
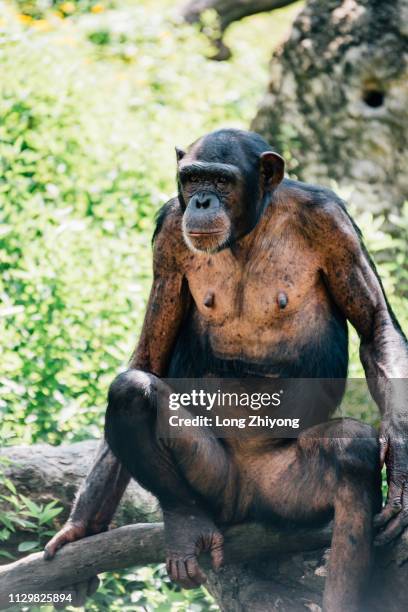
[325,420,382,512]
[104,369,157,455]
[329,420,380,481]
[299,419,380,485]
[107,369,153,413]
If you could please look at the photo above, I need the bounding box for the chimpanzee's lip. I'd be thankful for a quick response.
[188,230,225,237]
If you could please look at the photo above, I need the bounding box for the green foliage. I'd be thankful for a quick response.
[0,1,302,608]
[347,204,408,380]
[0,456,63,559]
[13,0,113,20]
[0,0,406,609]
[85,565,218,612]
[0,0,301,444]
[0,23,154,443]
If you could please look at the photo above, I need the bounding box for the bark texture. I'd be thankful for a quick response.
[252,0,408,215]
[2,442,408,611]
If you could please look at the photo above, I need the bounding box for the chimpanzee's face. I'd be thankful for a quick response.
[176,130,285,254]
[178,159,245,253]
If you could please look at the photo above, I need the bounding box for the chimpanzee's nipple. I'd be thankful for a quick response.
[204,291,215,308]
[277,292,288,309]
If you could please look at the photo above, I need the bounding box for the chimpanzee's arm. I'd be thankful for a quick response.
[319,201,408,544]
[129,221,190,373]
[45,202,189,558]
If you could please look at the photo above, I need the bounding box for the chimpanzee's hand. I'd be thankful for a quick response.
[44,517,110,559]
[164,510,224,589]
[374,431,408,545]
[44,520,88,559]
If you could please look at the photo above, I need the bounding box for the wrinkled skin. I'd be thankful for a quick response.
[45,129,408,611]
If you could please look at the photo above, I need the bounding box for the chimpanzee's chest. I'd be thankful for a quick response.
[185,246,321,328]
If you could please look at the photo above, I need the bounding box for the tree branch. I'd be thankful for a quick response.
[0,521,332,609]
[2,442,408,611]
[1,519,408,611]
[181,0,298,59]
[182,0,297,30]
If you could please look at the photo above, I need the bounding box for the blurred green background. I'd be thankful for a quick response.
[0,0,406,609]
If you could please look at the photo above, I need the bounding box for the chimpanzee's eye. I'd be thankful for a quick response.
[190,174,199,183]
[217,176,228,186]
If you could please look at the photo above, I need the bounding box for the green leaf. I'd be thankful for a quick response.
[17,541,39,552]
[20,495,42,516]
[3,479,17,495]
[0,515,15,532]
[38,506,63,525]
[0,551,15,560]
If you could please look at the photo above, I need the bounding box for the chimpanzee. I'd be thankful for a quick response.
[45,129,408,611]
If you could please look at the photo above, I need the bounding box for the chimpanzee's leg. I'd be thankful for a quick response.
[105,369,237,588]
[252,419,381,612]
[317,422,381,612]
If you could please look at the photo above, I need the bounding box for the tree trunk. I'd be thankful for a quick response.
[2,442,408,611]
[252,0,408,216]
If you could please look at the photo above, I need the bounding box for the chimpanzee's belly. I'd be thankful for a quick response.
[166,303,348,380]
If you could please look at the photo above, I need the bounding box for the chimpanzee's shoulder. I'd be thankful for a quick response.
[282,179,360,234]
[279,178,362,239]
[280,178,347,212]
[152,197,184,245]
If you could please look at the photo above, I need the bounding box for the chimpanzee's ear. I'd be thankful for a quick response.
[260,151,285,188]
[175,147,186,163]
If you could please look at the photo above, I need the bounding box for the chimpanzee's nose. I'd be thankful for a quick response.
[193,192,217,210]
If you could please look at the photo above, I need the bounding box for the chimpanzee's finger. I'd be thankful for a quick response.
[44,533,67,560]
[186,557,207,586]
[374,481,402,529]
[167,558,178,583]
[375,482,408,545]
[175,560,197,589]
[379,434,389,468]
[374,498,402,528]
[375,513,408,545]
[175,559,190,587]
[210,532,224,571]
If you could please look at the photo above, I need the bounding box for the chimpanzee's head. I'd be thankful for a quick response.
[176,129,284,253]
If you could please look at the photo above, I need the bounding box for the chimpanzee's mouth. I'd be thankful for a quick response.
[188,230,225,237]
[183,227,230,253]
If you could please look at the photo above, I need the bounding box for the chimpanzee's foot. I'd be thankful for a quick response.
[163,509,224,589]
